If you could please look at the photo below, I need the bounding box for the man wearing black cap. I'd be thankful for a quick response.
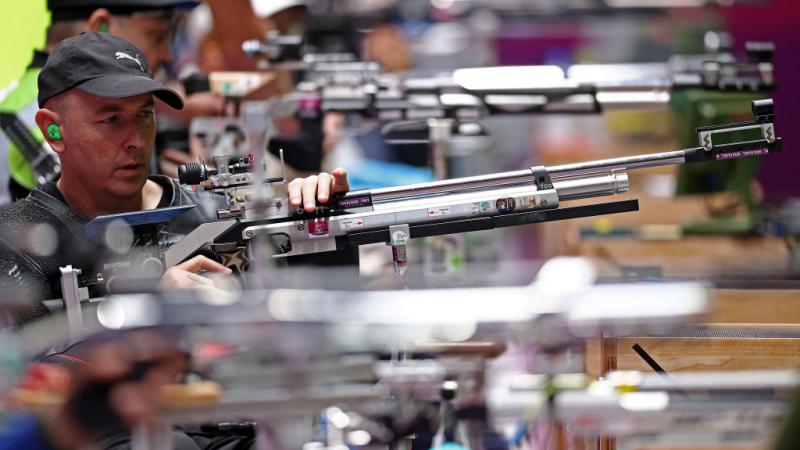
[36,29,188,216]
[0,31,348,323]
[0,30,347,450]
[1,0,228,204]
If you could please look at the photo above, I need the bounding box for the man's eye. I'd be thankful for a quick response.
[100,116,117,124]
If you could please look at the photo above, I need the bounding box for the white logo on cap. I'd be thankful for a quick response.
[115,51,144,72]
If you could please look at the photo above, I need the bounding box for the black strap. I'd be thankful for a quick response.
[0,112,60,184]
[0,112,43,162]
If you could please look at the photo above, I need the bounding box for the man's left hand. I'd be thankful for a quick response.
[287,168,349,213]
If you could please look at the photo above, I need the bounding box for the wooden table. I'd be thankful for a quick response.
[586,288,800,377]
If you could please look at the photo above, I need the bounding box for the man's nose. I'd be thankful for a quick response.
[123,123,147,154]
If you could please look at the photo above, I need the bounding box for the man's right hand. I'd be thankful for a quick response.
[288,168,350,213]
[159,255,232,292]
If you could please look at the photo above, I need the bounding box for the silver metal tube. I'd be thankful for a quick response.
[355,149,680,204]
[549,150,686,179]
[554,172,629,201]
[364,169,536,203]
[428,118,452,180]
[361,171,627,208]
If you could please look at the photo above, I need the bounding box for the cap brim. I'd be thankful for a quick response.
[76,74,184,110]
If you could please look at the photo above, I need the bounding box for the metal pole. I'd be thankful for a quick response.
[428,118,453,181]
[59,266,84,339]
[548,150,686,179]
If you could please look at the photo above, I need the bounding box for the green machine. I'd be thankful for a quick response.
[673,90,771,234]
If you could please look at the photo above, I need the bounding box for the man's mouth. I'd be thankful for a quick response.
[117,162,144,172]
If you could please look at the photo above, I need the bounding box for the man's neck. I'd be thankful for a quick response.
[56,177,163,219]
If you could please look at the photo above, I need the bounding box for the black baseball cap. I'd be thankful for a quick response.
[38,31,184,109]
[48,0,198,22]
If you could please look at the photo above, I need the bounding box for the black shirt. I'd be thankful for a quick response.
[0,175,359,325]
[0,175,226,324]
[38,179,172,211]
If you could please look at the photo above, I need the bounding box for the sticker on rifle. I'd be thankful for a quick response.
[496,197,517,213]
[341,217,365,230]
[307,219,329,237]
[480,201,493,212]
[470,203,481,216]
[715,147,769,161]
[427,206,450,217]
[519,195,539,208]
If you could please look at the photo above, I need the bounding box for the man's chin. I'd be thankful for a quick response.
[108,175,149,198]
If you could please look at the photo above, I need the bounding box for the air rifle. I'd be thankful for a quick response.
[187,40,774,109]
[166,99,780,273]
[278,40,774,120]
[182,41,774,182]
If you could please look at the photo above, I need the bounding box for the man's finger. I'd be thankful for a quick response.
[316,172,331,203]
[186,272,215,285]
[288,178,303,207]
[302,175,318,212]
[331,167,349,194]
[176,255,231,274]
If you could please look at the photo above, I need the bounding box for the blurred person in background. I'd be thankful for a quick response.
[1,0,272,203]
[183,0,330,180]
[0,331,189,450]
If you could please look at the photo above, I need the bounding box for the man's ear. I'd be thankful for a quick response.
[86,8,113,33]
[35,109,65,154]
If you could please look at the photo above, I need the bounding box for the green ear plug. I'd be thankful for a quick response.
[47,123,62,141]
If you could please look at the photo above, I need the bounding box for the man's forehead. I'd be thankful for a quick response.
[71,89,155,109]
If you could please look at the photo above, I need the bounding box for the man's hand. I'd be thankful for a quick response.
[46,331,187,449]
[159,255,232,292]
[288,168,350,213]
[363,25,413,73]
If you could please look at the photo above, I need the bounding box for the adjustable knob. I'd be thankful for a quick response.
[178,161,211,185]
